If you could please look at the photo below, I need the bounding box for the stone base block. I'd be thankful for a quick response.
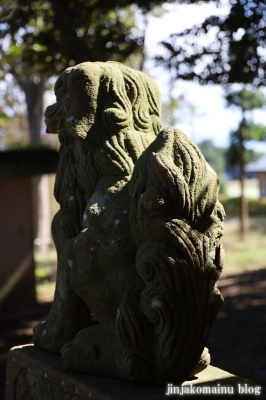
[6,345,258,400]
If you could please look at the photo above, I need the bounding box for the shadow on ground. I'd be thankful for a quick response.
[0,303,51,400]
[0,268,266,399]
[207,267,266,397]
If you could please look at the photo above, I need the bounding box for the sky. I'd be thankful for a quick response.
[143,2,266,151]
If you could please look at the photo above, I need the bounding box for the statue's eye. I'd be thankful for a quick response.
[141,187,165,215]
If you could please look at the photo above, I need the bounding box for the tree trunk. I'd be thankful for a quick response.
[19,78,52,253]
[239,119,249,240]
[21,79,45,142]
[138,11,148,72]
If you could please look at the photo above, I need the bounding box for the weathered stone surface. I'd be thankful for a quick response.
[6,345,257,400]
[32,61,225,383]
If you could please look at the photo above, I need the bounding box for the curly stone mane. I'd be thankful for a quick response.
[44,62,161,239]
[116,128,225,382]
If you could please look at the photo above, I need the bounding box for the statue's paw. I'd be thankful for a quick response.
[61,330,101,373]
[61,327,105,373]
[191,347,211,376]
[61,325,124,379]
[33,320,77,354]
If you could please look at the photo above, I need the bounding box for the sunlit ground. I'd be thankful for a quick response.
[222,216,266,275]
[34,248,56,303]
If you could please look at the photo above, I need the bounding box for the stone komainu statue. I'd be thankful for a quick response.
[33,61,225,384]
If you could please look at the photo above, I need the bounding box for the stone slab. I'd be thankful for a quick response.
[5,345,260,400]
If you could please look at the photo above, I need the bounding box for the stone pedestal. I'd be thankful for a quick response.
[5,345,258,400]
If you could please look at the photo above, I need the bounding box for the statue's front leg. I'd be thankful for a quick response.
[33,210,91,354]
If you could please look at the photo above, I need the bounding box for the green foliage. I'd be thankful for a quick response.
[225,88,266,167]
[219,194,266,216]
[226,127,254,166]
[161,94,186,127]
[6,141,53,151]
[155,0,266,86]
[0,0,173,143]
[248,198,266,215]
[198,139,225,176]
[218,178,227,194]
[225,88,266,112]
[0,110,11,125]
[0,0,171,78]
[226,122,266,167]
[0,113,29,148]
[197,139,227,194]
[247,122,266,141]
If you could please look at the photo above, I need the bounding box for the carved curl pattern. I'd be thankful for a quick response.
[135,234,223,381]
[116,292,153,382]
[44,62,162,240]
[126,128,225,382]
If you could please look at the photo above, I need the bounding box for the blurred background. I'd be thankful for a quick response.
[0,1,266,399]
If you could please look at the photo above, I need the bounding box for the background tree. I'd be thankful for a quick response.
[0,0,171,143]
[154,0,266,239]
[0,76,28,148]
[225,88,266,239]
[0,0,173,252]
[155,0,266,86]
[162,93,185,127]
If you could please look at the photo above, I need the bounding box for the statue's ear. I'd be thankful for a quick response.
[65,65,100,140]
[45,103,60,134]
[45,70,72,134]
